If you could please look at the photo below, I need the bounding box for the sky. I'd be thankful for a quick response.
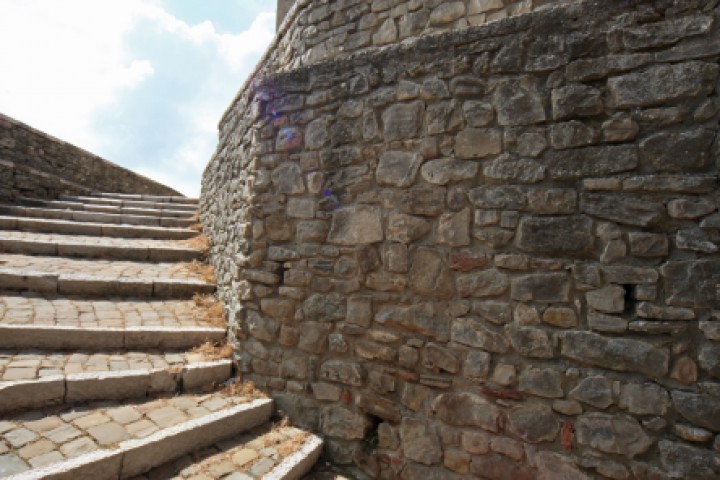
[0,0,276,197]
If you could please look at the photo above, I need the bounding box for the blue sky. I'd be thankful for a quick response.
[0,0,276,196]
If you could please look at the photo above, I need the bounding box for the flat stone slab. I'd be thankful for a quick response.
[1,217,197,240]
[55,196,198,212]
[89,192,199,204]
[0,205,194,228]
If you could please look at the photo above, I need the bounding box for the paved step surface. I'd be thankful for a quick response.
[0,192,320,478]
[90,193,200,204]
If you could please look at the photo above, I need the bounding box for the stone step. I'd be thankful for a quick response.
[0,391,273,478]
[0,217,198,240]
[0,294,222,330]
[0,205,195,228]
[0,232,202,262]
[90,192,200,204]
[132,425,323,480]
[0,353,232,414]
[57,196,198,212]
[0,325,226,350]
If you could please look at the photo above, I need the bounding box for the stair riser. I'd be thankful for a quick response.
[0,326,225,350]
[0,361,232,414]
[90,192,199,204]
[265,436,325,480]
[0,240,201,262]
[57,196,198,212]
[0,217,197,240]
[0,206,195,228]
[5,399,273,480]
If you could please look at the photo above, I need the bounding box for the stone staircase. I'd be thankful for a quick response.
[0,193,322,479]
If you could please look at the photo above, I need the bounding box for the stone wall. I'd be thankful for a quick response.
[202,0,720,478]
[0,113,182,201]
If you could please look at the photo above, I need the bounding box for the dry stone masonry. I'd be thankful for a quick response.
[202,0,720,478]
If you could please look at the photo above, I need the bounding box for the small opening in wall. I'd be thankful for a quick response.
[363,415,382,453]
[623,284,636,314]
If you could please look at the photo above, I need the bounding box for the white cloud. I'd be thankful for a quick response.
[0,0,275,196]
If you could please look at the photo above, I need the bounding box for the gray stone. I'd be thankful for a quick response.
[469,185,526,209]
[526,188,577,214]
[297,322,331,354]
[400,418,442,465]
[672,391,720,432]
[328,206,383,245]
[519,367,563,398]
[455,128,502,159]
[422,343,459,373]
[586,285,625,314]
[628,233,669,257]
[552,85,603,120]
[387,212,431,243]
[603,265,658,284]
[508,404,560,443]
[421,158,478,185]
[602,117,639,143]
[661,260,720,308]
[305,117,331,150]
[376,151,423,187]
[271,162,305,194]
[619,383,670,416]
[506,325,553,358]
[409,248,454,299]
[676,228,718,254]
[373,18,397,45]
[346,296,372,327]
[432,392,500,431]
[456,269,509,298]
[544,146,638,179]
[437,208,471,247]
[276,127,303,151]
[516,215,593,254]
[375,303,448,339]
[581,193,663,227]
[561,331,669,377]
[483,156,545,184]
[659,440,719,478]
[569,376,614,409]
[429,1,465,25]
[473,301,512,325]
[576,413,652,458]
[403,187,446,216]
[463,351,491,380]
[608,61,719,108]
[668,198,716,219]
[549,121,599,149]
[511,273,570,303]
[246,311,279,342]
[320,405,369,440]
[303,293,345,322]
[0,455,29,476]
[639,127,715,172]
[622,174,715,194]
[587,312,629,332]
[636,302,695,321]
[319,360,363,386]
[535,452,590,480]
[622,14,714,50]
[451,317,509,353]
[494,78,546,126]
[382,101,424,140]
[421,78,449,100]
[463,101,494,127]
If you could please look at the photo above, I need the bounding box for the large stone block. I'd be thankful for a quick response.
[494,78,546,126]
[383,101,424,140]
[319,360,363,386]
[483,157,546,184]
[386,212,431,243]
[511,273,570,303]
[576,414,652,458]
[661,260,720,308]
[328,206,383,245]
[551,85,603,120]
[581,194,663,227]
[672,391,720,432]
[451,317,509,353]
[544,145,637,179]
[421,158,479,185]
[659,440,720,478]
[432,392,500,431]
[508,404,560,443]
[375,303,449,339]
[376,151,423,187]
[455,129,502,159]
[400,418,442,465]
[409,248,455,299]
[456,269,509,298]
[639,127,715,172]
[516,215,593,254]
[320,405,369,440]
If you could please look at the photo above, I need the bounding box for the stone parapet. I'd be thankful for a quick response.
[203,0,720,478]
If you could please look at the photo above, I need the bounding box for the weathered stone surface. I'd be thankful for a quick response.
[400,418,442,465]
[661,260,720,308]
[552,85,603,120]
[271,162,305,194]
[471,454,535,480]
[544,146,638,179]
[608,61,719,108]
[543,307,578,328]
[549,121,599,149]
[320,405,369,440]
[473,301,512,325]
[494,78,546,126]
[298,322,331,354]
[429,1,466,25]
[586,285,625,314]
[319,360,363,386]
[463,101,494,127]
[519,367,563,398]
[303,293,345,321]
[506,325,553,358]
[432,392,500,431]
[328,206,383,245]
[463,350,491,380]
[636,302,695,321]
[516,215,593,254]
[676,228,718,254]
[456,269,509,298]
[526,188,577,214]
[276,127,303,151]
[508,404,560,443]
[247,311,279,342]
[535,452,590,480]
[581,193,663,226]
[451,317,509,353]
[561,331,669,377]
[383,101,424,140]
[387,212,431,243]
[358,392,401,422]
[375,303,448,339]
[469,185,526,209]
[483,157,546,184]
[659,440,720,478]
[639,127,715,172]
[437,208,471,247]
[668,198,716,219]
[576,413,652,458]
[618,383,669,416]
[602,117,639,143]
[409,248,454,298]
[511,273,570,303]
[569,376,614,409]
[422,343,459,373]
[672,391,720,432]
[622,14,714,50]
[305,117,330,150]
[455,128,502,159]
[421,158,478,185]
[628,232,669,257]
[376,151,423,187]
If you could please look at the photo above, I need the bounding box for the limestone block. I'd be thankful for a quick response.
[327,206,383,245]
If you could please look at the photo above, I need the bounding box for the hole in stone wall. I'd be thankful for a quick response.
[623,284,636,314]
[362,415,382,453]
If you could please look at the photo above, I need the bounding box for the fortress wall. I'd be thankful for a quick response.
[203,0,720,478]
[0,113,182,201]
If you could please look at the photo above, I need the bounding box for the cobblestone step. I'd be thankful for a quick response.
[0,294,220,329]
[0,353,232,414]
[57,196,198,212]
[0,232,202,262]
[0,217,198,240]
[0,205,196,228]
[90,192,200,204]
[0,393,272,478]
[131,425,323,480]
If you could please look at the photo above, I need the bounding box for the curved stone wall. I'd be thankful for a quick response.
[203,0,720,478]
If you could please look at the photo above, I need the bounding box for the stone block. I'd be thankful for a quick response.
[376,151,423,187]
[382,101,424,140]
[576,413,652,458]
[455,128,502,159]
[400,418,442,465]
[421,158,478,185]
[494,77,546,126]
[516,215,593,254]
[432,392,500,431]
[639,127,715,172]
[511,273,570,303]
[508,404,560,443]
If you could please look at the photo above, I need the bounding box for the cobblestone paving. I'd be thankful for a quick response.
[0,231,198,250]
[0,254,206,280]
[0,351,210,381]
[0,393,258,474]
[0,295,214,328]
[130,425,312,480]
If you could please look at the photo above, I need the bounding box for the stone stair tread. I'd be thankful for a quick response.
[0,392,272,478]
[0,205,195,228]
[0,217,198,240]
[131,425,322,480]
[90,192,200,204]
[0,294,221,329]
[0,231,202,262]
[56,195,198,212]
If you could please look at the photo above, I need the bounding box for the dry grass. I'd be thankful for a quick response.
[186,260,217,282]
[193,293,226,327]
[179,233,210,252]
[220,379,268,400]
[192,341,233,360]
[189,223,203,232]
[278,431,311,457]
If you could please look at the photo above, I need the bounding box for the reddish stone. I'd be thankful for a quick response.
[450,250,489,272]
